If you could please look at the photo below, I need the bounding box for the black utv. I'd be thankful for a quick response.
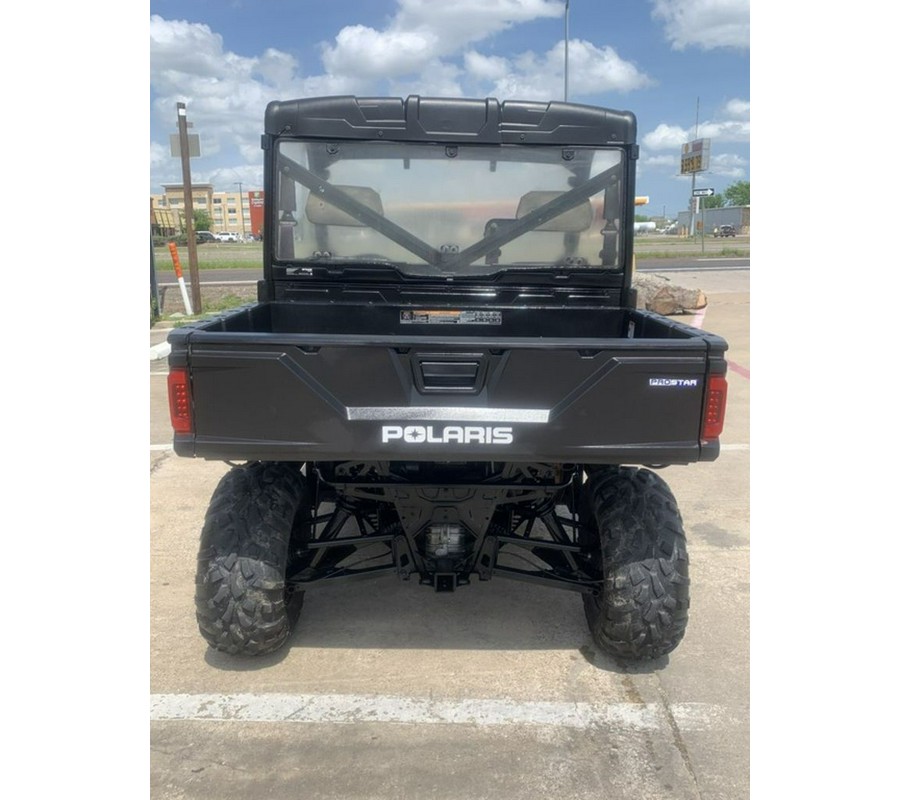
[167,95,729,662]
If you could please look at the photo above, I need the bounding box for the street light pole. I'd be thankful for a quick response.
[233,182,246,237]
[564,1,570,101]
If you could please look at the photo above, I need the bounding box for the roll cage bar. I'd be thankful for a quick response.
[274,145,623,274]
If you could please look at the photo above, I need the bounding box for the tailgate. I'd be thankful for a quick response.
[171,328,723,465]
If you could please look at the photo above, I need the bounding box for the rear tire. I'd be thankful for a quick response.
[580,467,689,660]
[195,461,310,656]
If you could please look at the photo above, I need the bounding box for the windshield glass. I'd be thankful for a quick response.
[273,140,625,277]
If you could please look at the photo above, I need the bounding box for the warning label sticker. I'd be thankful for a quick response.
[400,310,502,325]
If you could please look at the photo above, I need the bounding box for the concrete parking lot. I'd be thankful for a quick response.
[149,268,749,799]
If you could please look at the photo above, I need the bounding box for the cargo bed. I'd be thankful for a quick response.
[168,300,727,465]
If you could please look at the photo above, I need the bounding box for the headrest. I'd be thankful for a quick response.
[305,185,383,226]
[515,191,593,232]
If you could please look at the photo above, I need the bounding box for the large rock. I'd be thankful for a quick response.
[633,273,707,315]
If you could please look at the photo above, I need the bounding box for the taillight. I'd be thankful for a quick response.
[702,374,728,440]
[167,367,193,434]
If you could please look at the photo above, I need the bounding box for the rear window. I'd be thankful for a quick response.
[272,140,627,278]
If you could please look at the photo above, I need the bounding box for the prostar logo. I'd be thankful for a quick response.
[382,425,513,445]
[649,378,699,388]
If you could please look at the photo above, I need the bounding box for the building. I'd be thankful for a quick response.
[674,205,750,236]
[150,184,263,238]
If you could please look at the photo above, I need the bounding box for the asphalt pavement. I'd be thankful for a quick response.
[149,268,750,799]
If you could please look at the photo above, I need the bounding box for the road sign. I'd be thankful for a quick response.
[681,138,710,174]
[692,188,715,197]
[170,133,200,158]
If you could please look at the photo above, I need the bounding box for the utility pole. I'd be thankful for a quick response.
[700,195,706,254]
[150,228,159,322]
[234,182,245,237]
[177,102,202,314]
[689,97,699,237]
[564,1,570,101]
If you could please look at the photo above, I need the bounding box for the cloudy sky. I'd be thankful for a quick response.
[149,0,749,220]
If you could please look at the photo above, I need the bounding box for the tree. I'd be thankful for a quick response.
[701,194,725,209]
[723,181,750,207]
[193,209,213,231]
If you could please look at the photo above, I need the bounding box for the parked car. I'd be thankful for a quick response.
[713,224,736,237]
[215,231,241,242]
[196,231,217,244]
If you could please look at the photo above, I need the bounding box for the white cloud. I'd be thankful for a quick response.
[383,0,562,53]
[207,164,264,192]
[709,152,747,179]
[561,40,655,95]
[725,98,751,119]
[464,51,510,82]
[150,3,656,190]
[149,141,170,169]
[149,16,231,80]
[320,0,563,84]
[642,154,679,169]
[389,61,465,98]
[396,0,563,39]
[701,118,750,142]
[255,48,302,89]
[643,123,691,150]
[319,0,647,100]
[321,25,440,79]
[651,0,750,51]
[466,39,652,100]
[642,99,750,150]
[150,16,289,137]
[639,98,748,189]
[150,16,298,189]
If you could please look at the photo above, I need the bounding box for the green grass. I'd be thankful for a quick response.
[202,293,250,312]
[633,241,749,259]
[155,238,750,268]
[162,294,252,326]
[154,243,262,270]
[635,248,749,259]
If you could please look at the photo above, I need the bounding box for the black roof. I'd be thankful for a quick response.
[264,95,636,147]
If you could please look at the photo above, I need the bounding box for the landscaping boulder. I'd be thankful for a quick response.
[633,273,707,315]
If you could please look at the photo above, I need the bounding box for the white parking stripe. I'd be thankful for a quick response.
[150,692,736,732]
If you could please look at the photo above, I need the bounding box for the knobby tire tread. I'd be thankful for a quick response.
[581,466,690,661]
[195,461,307,656]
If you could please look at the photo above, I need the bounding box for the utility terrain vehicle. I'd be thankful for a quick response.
[167,95,729,661]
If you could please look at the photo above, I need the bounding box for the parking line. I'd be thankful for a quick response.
[687,308,750,381]
[727,361,750,380]
[150,692,736,732]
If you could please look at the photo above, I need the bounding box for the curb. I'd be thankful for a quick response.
[150,342,172,361]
